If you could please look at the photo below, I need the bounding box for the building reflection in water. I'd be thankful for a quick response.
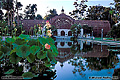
[55,39,109,62]
[54,39,120,76]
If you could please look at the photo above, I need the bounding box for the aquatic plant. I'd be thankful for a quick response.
[0,21,58,79]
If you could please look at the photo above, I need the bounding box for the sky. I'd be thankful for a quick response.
[19,0,114,17]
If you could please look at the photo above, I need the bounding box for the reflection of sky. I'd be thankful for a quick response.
[54,59,119,80]
[54,40,120,80]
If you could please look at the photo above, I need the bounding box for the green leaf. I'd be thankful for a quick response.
[37,51,46,59]
[19,34,30,40]
[13,36,17,40]
[33,74,38,77]
[6,38,15,44]
[50,45,58,57]
[38,37,48,45]
[47,50,54,60]
[0,51,4,59]
[9,53,22,64]
[30,45,40,55]
[4,69,14,74]
[27,54,35,63]
[27,39,38,46]
[47,38,55,45]
[22,72,34,79]
[0,46,11,56]
[44,61,51,67]
[16,44,30,58]
[14,38,26,45]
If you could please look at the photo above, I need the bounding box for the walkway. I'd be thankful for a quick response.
[78,38,120,45]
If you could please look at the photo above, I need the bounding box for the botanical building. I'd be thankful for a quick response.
[21,13,111,37]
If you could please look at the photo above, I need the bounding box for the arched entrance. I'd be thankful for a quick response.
[60,42,65,46]
[68,42,72,46]
[68,31,72,36]
[61,31,65,36]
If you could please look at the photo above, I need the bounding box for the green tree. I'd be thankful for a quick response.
[36,14,43,20]
[24,4,37,19]
[70,24,82,38]
[44,9,58,20]
[69,0,88,20]
[108,23,120,38]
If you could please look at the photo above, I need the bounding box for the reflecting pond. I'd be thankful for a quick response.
[0,39,120,80]
[54,39,120,80]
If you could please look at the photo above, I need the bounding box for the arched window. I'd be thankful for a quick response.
[68,42,72,46]
[61,31,65,36]
[60,42,65,46]
[68,31,72,36]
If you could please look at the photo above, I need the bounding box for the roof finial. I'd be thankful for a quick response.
[61,6,64,13]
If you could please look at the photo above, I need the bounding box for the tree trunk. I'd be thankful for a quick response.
[16,0,19,27]
[13,7,15,27]
[8,11,10,26]
[10,12,13,27]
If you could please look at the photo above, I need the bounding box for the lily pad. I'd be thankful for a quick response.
[16,44,30,58]
[19,34,30,40]
[47,38,55,45]
[0,46,11,56]
[38,37,48,45]
[37,51,47,59]
[6,38,15,44]
[27,39,38,46]
[9,53,22,64]
[14,38,26,45]
[22,72,34,79]
[27,53,35,63]
[30,45,40,55]
[4,69,14,74]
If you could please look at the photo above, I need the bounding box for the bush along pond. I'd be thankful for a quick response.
[0,21,58,79]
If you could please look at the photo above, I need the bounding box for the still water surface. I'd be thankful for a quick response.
[0,39,120,80]
[54,39,120,80]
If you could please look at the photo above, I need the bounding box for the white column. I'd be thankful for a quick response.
[57,29,61,36]
[81,28,83,37]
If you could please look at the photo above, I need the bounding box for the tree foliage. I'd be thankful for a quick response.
[44,9,58,20]
[24,4,37,19]
[108,23,120,38]
[69,0,88,20]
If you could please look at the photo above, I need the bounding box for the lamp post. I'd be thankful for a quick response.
[101,29,103,40]
[92,30,93,38]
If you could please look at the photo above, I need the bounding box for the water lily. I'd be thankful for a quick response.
[47,29,52,34]
[47,33,52,37]
[46,20,49,24]
[45,43,51,49]
[45,23,51,29]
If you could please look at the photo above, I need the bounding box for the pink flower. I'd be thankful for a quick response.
[46,20,49,23]
[45,43,51,49]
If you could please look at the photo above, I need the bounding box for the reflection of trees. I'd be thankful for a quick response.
[82,42,92,52]
[70,42,80,54]
[85,52,119,70]
[68,56,86,77]
[112,68,120,80]
[70,41,92,54]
